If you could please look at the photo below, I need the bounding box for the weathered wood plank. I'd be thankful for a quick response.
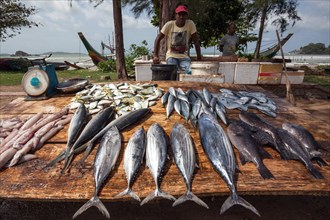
[0,81,329,201]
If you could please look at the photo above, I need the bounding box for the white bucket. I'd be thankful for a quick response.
[190,61,219,75]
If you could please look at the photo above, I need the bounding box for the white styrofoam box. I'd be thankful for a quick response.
[134,60,153,81]
[281,70,305,84]
[179,74,224,84]
[218,62,236,83]
[190,61,219,75]
[234,62,260,84]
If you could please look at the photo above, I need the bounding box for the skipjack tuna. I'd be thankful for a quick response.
[198,113,260,216]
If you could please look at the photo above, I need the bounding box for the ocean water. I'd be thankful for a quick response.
[1,52,329,65]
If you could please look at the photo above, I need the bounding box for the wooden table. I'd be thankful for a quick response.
[0,81,329,202]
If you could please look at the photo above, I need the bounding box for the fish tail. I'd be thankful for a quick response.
[172,191,209,209]
[73,196,110,219]
[44,150,65,168]
[257,163,275,179]
[313,157,328,167]
[307,164,324,179]
[140,189,176,206]
[115,188,141,202]
[220,193,260,217]
[61,152,74,174]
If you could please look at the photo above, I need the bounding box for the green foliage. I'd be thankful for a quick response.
[299,43,330,55]
[124,40,152,74]
[0,0,39,41]
[97,59,116,72]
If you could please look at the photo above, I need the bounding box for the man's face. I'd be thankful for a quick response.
[176,12,188,25]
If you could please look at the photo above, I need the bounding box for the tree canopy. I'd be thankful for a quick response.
[0,0,39,42]
[299,43,330,55]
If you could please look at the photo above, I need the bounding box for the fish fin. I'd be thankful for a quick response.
[44,150,65,168]
[80,142,94,164]
[140,191,157,206]
[257,163,275,179]
[73,196,110,219]
[239,153,249,165]
[220,194,260,217]
[257,146,272,159]
[140,189,176,206]
[172,191,209,209]
[310,150,322,157]
[61,153,74,174]
[306,164,324,179]
[115,188,141,202]
[312,157,328,167]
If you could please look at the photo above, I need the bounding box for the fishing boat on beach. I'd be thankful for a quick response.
[259,33,293,59]
[77,32,109,65]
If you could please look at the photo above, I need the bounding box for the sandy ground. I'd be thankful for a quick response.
[0,84,329,220]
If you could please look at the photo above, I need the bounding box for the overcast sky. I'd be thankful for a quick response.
[0,0,329,55]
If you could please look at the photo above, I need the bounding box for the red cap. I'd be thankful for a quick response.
[175,5,188,13]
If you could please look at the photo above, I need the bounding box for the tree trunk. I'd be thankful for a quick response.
[113,0,128,80]
[159,0,178,61]
[254,6,268,59]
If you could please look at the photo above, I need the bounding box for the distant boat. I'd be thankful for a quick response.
[259,33,294,58]
[78,32,109,65]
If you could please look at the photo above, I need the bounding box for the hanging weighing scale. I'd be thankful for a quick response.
[22,64,59,100]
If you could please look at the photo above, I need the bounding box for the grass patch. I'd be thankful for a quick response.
[0,69,118,86]
[303,74,330,90]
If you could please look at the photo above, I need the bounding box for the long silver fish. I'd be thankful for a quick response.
[73,126,121,219]
[198,113,260,216]
[116,127,146,201]
[141,123,176,205]
[227,122,274,179]
[46,106,114,170]
[62,104,88,171]
[170,123,209,208]
[282,122,327,166]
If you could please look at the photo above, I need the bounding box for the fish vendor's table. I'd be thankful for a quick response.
[0,81,329,202]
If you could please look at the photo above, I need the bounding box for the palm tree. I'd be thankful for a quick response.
[70,0,128,79]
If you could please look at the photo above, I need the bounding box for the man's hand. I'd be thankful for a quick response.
[153,56,160,64]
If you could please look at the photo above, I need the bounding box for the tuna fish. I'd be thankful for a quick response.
[198,113,260,216]
[73,126,121,219]
[282,122,327,166]
[239,111,291,160]
[46,107,114,170]
[170,123,209,208]
[62,104,88,173]
[227,122,274,179]
[116,127,146,201]
[141,123,176,205]
[277,128,324,179]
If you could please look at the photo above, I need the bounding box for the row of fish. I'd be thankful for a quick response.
[230,111,327,179]
[46,106,151,173]
[161,87,277,128]
[0,108,71,169]
[73,120,262,218]
[67,82,163,116]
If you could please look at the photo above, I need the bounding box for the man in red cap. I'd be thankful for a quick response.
[153,3,202,75]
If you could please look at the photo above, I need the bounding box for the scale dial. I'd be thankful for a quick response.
[22,68,50,96]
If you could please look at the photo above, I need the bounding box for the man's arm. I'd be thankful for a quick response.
[153,33,165,64]
[191,33,201,60]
